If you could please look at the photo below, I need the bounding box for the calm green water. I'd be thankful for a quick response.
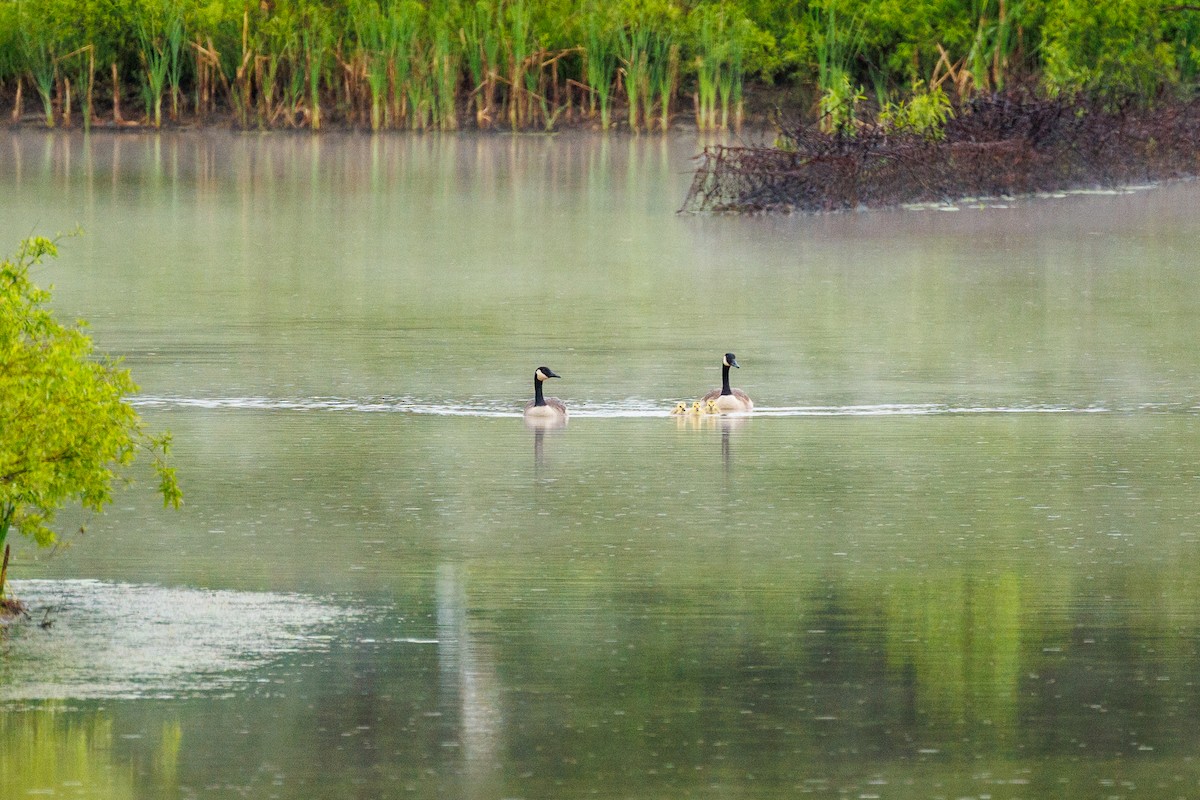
[4,131,1200,799]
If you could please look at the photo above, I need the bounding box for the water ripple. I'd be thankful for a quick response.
[131,395,1122,418]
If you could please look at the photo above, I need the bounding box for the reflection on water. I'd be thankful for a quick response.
[526,421,567,476]
[5,131,1200,798]
[673,410,748,472]
[0,581,350,700]
[436,565,503,799]
[130,394,1116,417]
[0,706,139,799]
[0,705,184,799]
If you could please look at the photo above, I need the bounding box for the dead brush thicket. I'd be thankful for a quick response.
[682,93,1200,214]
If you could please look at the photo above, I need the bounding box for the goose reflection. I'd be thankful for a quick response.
[716,414,746,473]
[525,415,566,473]
[672,403,747,472]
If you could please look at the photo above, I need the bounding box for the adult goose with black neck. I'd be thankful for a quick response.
[523,366,568,424]
[700,352,753,413]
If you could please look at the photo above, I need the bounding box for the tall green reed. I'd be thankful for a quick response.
[136,7,178,128]
[135,1,186,126]
[506,0,533,128]
[619,24,650,131]
[400,2,436,131]
[717,17,747,131]
[583,4,618,129]
[354,0,393,130]
[220,9,257,129]
[64,45,94,130]
[388,3,420,130]
[301,18,331,130]
[8,3,59,127]
[23,35,56,128]
[431,12,460,130]
[690,4,758,131]
[652,39,679,132]
[165,11,185,120]
[255,49,282,127]
[690,4,722,131]
[278,32,306,127]
[965,0,1019,95]
[812,1,864,132]
[461,0,503,128]
[624,3,681,133]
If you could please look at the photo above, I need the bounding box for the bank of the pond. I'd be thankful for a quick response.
[0,598,26,620]
[10,82,1198,220]
[3,0,1200,137]
[0,77,802,136]
[682,92,1200,214]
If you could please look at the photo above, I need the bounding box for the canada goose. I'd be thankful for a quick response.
[700,352,754,412]
[523,366,568,423]
[705,399,720,414]
[670,402,688,415]
[688,401,704,415]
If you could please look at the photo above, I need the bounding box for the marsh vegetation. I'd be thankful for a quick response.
[2,0,1199,133]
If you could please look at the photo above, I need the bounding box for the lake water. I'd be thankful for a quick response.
[3,130,1200,799]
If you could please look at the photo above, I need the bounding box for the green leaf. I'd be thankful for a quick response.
[0,234,183,571]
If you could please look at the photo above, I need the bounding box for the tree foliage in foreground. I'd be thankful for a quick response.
[0,236,181,600]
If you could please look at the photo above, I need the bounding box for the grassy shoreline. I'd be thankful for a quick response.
[2,0,1199,135]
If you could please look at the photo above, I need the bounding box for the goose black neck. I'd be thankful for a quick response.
[721,363,732,396]
[533,376,546,407]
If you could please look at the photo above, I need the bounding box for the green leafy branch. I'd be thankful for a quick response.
[0,234,182,602]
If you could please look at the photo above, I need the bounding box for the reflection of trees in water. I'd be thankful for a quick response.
[0,705,180,798]
[10,567,1195,798]
[482,559,1200,786]
[438,564,503,800]
[882,572,1022,744]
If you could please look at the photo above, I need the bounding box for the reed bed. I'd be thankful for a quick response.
[0,0,1195,133]
[0,0,776,132]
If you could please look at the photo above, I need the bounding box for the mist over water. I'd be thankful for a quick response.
[4,130,1200,799]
